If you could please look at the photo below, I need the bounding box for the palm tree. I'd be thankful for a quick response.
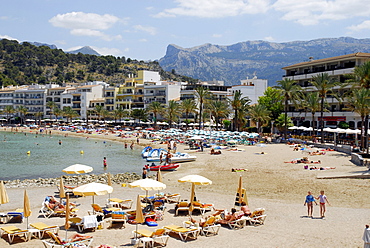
[275,78,302,139]
[228,90,251,131]
[345,88,370,150]
[3,106,15,124]
[248,104,271,133]
[195,87,211,129]
[112,106,127,124]
[17,106,28,125]
[34,111,43,126]
[53,107,63,124]
[302,92,321,136]
[131,109,147,125]
[63,106,78,123]
[209,100,229,130]
[180,99,197,130]
[46,101,57,119]
[146,101,164,129]
[94,105,104,121]
[311,73,339,143]
[349,61,370,151]
[101,109,111,122]
[165,100,181,128]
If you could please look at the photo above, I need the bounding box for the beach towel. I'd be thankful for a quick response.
[83,215,98,229]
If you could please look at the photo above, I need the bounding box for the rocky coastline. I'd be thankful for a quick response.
[2,172,151,188]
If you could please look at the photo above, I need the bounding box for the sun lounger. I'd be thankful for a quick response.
[0,225,29,244]
[39,201,78,218]
[165,194,181,204]
[107,212,127,229]
[133,228,170,247]
[76,215,101,232]
[88,203,120,217]
[175,202,190,216]
[107,198,133,209]
[244,208,267,226]
[164,224,200,241]
[29,222,59,238]
[7,209,24,223]
[42,231,93,248]
[191,202,214,215]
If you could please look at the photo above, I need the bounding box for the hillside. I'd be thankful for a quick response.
[158,37,370,86]
[0,39,197,87]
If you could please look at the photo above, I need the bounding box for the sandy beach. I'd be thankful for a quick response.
[0,127,369,247]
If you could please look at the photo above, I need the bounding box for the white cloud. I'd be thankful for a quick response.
[0,16,9,20]
[154,0,271,18]
[273,0,370,26]
[49,12,122,41]
[0,35,18,41]
[49,12,119,30]
[348,20,370,31]
[264,36,274,41]
[139,39,148,42]
[212,34,222,38]
[134,25,157,35]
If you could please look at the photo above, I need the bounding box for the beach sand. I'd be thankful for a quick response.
[0,127,369,247]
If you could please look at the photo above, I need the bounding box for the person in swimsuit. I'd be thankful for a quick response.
[316,190,330,218]
[304,191,317,218]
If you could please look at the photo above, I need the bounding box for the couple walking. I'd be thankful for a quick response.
[304,190,330,218]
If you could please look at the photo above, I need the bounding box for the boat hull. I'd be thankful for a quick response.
[149,163,180,171]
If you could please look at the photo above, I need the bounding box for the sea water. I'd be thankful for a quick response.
[0,131,144,181]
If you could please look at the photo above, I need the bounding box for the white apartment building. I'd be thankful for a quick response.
[227,76,267,104]
[144,81,181,106]
[282,52,370,128]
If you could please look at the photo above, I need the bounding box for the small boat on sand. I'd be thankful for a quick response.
[149,163,180,171]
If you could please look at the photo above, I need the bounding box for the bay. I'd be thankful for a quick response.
[0,131,143,180]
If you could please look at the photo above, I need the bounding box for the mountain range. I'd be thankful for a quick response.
[8,37,370,86]
[158,37,370,86]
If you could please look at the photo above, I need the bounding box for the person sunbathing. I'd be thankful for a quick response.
[210,148,221,155]
[231,168,247,172]
[216,208,242,224]
[240,201,251,216]
[52,232,92,244]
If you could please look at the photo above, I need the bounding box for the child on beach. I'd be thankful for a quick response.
[316,190,330,218]
[304,191,317,218]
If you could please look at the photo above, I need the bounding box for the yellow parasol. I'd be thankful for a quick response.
[62,164,93,174]
[73,182,113,205]
[59,177,66,199]
[107,173,112,201]
[23,190,31,227]
[129,179,166,198]
[0,181,9,205]
[236,175,247,206]
[178,175,212,214]
[156,169,162,183]
[107,173,112,186]
[134,195,144,240]
[65,193,70,230]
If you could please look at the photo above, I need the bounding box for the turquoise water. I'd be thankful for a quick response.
[0,131,143,181]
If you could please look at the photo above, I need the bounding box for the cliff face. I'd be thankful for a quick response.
[159,37,370,85]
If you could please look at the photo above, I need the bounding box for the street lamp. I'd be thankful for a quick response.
[271,121,275,135]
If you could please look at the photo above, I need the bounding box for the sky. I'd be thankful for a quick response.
[1,0,370,61]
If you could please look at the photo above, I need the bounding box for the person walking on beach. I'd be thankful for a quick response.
[363,225,370,248]
[103,157,107,168]
[304,191,317,218]
[316,190,330,218]
[142,167,147,179]
[130,142,134,149]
